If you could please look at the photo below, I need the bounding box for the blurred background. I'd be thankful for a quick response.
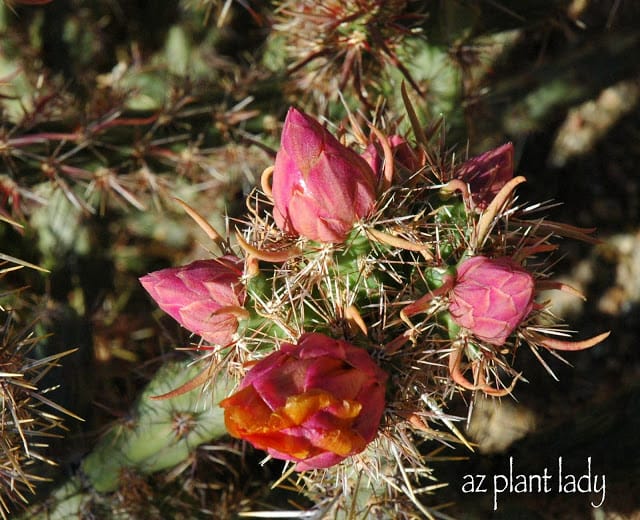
[0,0,639,518]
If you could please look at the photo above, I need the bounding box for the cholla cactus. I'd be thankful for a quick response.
[136,101,608,516]
[271,0,425,108]
[21,358,238,519]
[0,304,78,520]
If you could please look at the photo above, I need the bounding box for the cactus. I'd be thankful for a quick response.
[22,357,236,518]
[131,103,607,516]
[267,1,426,107]
[2,1,637,518]
[0,278,79,519]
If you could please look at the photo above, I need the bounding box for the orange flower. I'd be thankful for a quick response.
[220,333,387,471]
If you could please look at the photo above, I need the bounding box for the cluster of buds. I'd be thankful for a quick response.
[140,103,608,512]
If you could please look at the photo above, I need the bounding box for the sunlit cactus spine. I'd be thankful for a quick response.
[0,300,79,520]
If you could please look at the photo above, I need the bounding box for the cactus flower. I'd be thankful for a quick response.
[449,256,535,346]
[220,332,387,471]
[271,107,377,243]
[140,255,245,345]
[456,143,514,209]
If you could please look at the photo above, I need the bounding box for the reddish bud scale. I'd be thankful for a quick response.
[361,134,421,177]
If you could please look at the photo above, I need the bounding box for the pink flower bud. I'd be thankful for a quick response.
[449,256,534,346]
[140,255,245,345]
[456,143,514,209]
[220,332,387,471]
[272,107,378,243]
[361,134,421,177]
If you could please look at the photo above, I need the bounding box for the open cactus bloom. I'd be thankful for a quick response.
[139,255,247,346]
[269,107,378,243]
[220,333,387,471]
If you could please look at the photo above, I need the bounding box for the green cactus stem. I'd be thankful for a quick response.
[22,358,236,518]
[83,359,234,492]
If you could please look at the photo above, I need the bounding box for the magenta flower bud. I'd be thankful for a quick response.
[449,256,535,346]
[361,134,421,176]
[220,332,388,471]
[140,255,245,345]
[455,143,514,209]
[272,107,377,243]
